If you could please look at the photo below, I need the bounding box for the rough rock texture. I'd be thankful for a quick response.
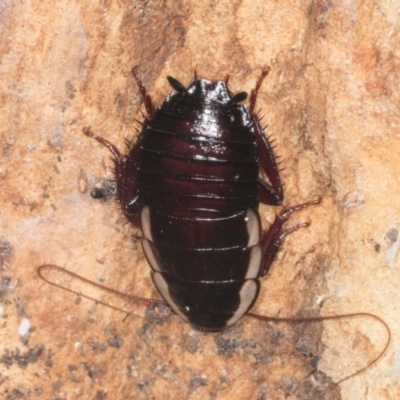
[0,0,399,399]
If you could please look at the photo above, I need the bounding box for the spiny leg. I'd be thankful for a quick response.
[82,126,143,223]
[250,67,283,205]
[83,127,125,184]
[260,197,321,276]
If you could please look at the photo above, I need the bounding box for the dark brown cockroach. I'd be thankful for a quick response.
[39,67,390,385]
[82,66,322,332]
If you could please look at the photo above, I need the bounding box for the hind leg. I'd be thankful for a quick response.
[259,197,321,276]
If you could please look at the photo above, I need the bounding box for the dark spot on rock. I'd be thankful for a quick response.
[45,350,54,368]
[299,370,340,399]
[215,327,270,363]
[281,374,300,394]
[0,237,13,269]
[149,361,167,375]
[68,364,78,372]
[14,298,27,317]
[295,338,318,357]
[214,331,240,357]
[387,228,398,243]
[310,355,319,368]
[65,81,76,99]
[81,362,103,380]
[138,304,171,342]
[28,202,38,212]
[87,339,107,353]
[52,380,63,389]
[269,329,284,346]
[178,332,202,354]
[0,276,11,298]
[0,344,45,368]
[104,325,123,349]
[6,386,31,399]
[189,375,207,392]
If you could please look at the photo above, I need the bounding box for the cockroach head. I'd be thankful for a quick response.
[187,78,237,105]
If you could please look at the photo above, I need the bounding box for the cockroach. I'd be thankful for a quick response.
[83,66,322,331]
[39,66,389,385]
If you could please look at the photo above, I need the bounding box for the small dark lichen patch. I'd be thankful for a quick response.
[126,350,143,378]
[189,375,207,392]
[268,328,284,346]
[87,339,107,353]
[52,380,63,390]
[172,366,180,374]
[299,370,340,400]
[0,344,45,368]
[45,349,54,368]
[65,80,76,99]
[295,338,318,357]
[107,334,123,348]
[138,304,172,342]
[216,376,229,390]
[214,329,242,357]
[0,276,12,299]
[214,328,271,363]
[5,386,31,400]
[85,326,124,352]
[135,381,149,392]
[386,228,398,243]
[68,364,78,372]
[14,298,27,318]
[149,360,168,375]
[178,331,203,354]
[67,363,80,383]
[0,237,13,269]
[281,374,300,394]
[104,325,123,349]
[81,362,103,380]
[310,355,320,369]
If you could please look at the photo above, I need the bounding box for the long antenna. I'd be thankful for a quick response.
[38,264,167,320]
[248,311,390,386]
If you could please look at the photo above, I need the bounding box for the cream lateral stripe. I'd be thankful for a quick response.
[141,206,153,241]
[245,246,262,279]
[226,280,258,327]
[245,210,260,247]
[152,272,189,322]
[141,239,162,272]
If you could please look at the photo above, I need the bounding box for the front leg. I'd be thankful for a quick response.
[83,127,143,224]
[82,67,153,224]
[260,197,321,276]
